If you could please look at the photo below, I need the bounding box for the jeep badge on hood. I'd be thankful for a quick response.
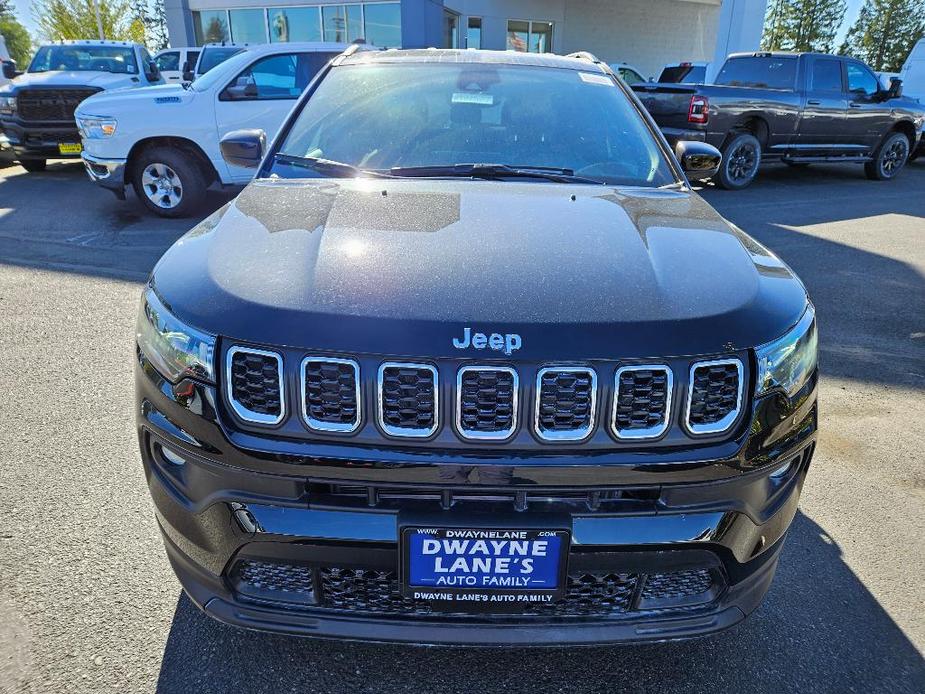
[453,327,522,356]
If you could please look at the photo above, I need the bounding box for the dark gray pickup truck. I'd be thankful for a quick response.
[633,51,925,189]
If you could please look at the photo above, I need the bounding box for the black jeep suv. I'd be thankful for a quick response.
[135,48,818,645]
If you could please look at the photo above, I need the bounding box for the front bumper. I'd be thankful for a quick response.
[81,152,127,199]
[137,353,817,645]
[0,118,82,159]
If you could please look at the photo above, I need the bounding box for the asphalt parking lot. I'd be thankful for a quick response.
[0,160,922,694]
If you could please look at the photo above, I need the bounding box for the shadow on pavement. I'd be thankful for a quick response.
[154,512,925,694]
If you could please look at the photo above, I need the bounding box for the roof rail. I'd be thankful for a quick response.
[565,51,603,64]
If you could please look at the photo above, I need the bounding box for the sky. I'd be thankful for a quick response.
[11,0,864,47]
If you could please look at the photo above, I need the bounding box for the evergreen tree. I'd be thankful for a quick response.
[840,0,925,71]
[0,16,32,65]
[761,0,848,52]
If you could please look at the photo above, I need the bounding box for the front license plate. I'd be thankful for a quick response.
[58,143,82,154]
[402,527,569,611]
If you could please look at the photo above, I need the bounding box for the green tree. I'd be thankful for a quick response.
[761,0,848,52]
[840,0,925,71]
[31,0,138,41]
[128,0,167,50]
[0,16,32,65]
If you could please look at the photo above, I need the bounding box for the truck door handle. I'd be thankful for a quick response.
[849,103,862,108]
[807,99,821,105]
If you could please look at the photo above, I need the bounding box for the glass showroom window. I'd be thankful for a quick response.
[323,4,363,42]
[443,10,459,48]
[193,10,230,44]
[466,17,481,49]
[230,8,268,43]
[506,19,553,53]
[364,3,401,47]
[269,7,322,42]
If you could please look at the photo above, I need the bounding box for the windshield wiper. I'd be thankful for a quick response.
[274,153,387,178]
[385,163,605,185]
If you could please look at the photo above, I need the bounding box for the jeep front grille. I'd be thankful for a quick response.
[226,346,284,425]
[301,357,361,433]
[534,367,597,441]
[456,366,518,440]
[686,358,743,434]
[17,88,100,122]
[377,362,438,437]
[612,365,673,439]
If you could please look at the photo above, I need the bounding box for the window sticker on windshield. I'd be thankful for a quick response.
[452,92,494,105]
[126,64,135,73]
[578,72,613,86]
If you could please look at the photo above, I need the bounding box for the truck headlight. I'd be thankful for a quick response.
[137,287,215,384]
[756,303,817,397]
[0,96,16,115]
[76,114,117,138]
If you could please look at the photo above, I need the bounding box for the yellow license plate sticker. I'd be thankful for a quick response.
[58,143,82,154]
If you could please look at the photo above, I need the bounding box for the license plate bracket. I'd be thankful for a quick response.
[58,143,82,154]
[400,527,570,612]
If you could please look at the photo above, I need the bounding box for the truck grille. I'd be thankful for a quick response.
[378,363,438,437]
[230,561,722,616]
[301,357,360,432]
[686,359,743,434]
[456,366,518,440]
[535,367,597,441]
[612,365,672,439]
[227,347,284,424]
[17,88,100,122]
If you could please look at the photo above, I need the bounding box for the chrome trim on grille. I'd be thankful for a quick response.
[684,357,744,435]
[299,356,361,433]
[534,366,598,442]
[611,364,673,440]
[455,365,519,441]
[377,362,439,438]
[225,346,285,426]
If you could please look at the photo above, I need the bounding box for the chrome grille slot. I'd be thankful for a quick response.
[534,367,597,441]
[612,365,673,439]
[685,358,744,435]
[377,362,438,437]
[301,357,361,433]
[456,366,518,440]
[226,346,285,425]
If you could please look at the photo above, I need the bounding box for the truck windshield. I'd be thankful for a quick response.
[29,45,138,74]
[715,57,797,90]
[198,47,244,75]
[275,62,678,187]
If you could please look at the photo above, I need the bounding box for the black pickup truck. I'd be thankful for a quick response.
[633,51,925,189]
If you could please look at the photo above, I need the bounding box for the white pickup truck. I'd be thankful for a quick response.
[0,40,162,171]
[77,42,346,217]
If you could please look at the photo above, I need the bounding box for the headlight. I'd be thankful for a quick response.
[0,96,16,115]
[137,287,215,383]
[76,114,117,138]
[756,303,817,397]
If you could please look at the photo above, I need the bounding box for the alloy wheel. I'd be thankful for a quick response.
[141,163,184,209]
[727,142,758,183]
[880,138,908,178]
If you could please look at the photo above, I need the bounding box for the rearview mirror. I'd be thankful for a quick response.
[220,129,266,168]
[887,77,903,99]
[2,60,20,80]
[674,140,721,181]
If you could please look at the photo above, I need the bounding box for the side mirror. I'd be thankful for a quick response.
[182,61,194,82]
[145,60,160,82]
[2,60,20,80]
[675,140,721,181]
[220,128,266,168]
[221,80,258,101]
[887,77,903,99]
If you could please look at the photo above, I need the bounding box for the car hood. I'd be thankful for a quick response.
[152,178,809,359]
[11,70,148,91]
[75,83,190,114]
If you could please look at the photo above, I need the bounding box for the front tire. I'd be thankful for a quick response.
[131,147,207,218]
[20,159,46,173]
[864,132,910,181]
[716,133,761,190]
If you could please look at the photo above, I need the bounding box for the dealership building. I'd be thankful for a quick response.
[164,0,768,80]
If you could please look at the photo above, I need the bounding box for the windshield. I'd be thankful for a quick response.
[198,46,244,74]
[29,45,138,74]
[190,49,252,91]
[275,63,677,187]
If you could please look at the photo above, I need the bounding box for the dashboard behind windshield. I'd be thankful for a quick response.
[29,45,138,74]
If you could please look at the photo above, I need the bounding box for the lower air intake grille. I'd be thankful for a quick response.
[687,359,743,434]
[232,560,315,604]
[641,568,713,601]
[227,347,284,424]
[378,363,438,437]
[535,367,597,441]
[457,366,518,439]
[613,365,672,439]
[301,358,360,432]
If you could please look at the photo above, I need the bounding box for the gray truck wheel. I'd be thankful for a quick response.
[131,146,207,218]
[865,132,910,180]
[716,133,761,190]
